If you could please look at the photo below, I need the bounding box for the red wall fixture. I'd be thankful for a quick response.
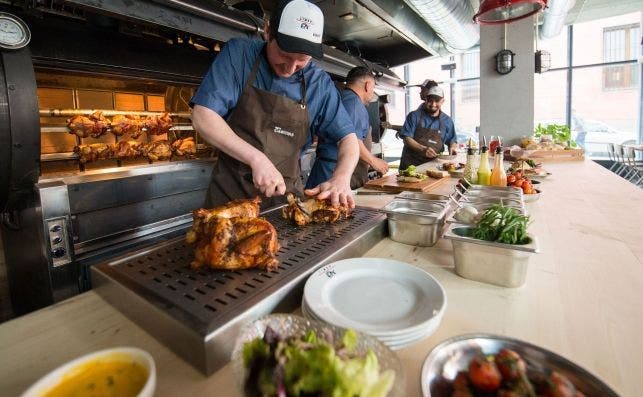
[474,0,547,25]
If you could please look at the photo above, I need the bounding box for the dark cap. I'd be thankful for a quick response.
[346,66,373,84]
[270,0,324,59]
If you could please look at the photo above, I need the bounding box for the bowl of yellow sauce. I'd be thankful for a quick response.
[21,347,155,397]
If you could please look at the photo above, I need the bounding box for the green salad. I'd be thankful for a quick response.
[242,327,395,397]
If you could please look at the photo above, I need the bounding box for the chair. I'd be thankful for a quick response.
[623,145,643,185]
[606,143,620,172]
[612,144,629,177]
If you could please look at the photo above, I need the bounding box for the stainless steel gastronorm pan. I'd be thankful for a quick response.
[395,191,449,201]
[383,199,449,246]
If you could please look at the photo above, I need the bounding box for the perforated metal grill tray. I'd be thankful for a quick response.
[92,206,386,374]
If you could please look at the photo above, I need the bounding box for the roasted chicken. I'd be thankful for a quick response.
[111,114,142,137]
[114,140,142,159]
[67,111,111,138]
[74,143,113,164]
[142,112,173,135]
[282,193,352,226]
[186,197,279,271]
[141,140,172,161]
[171,137,196,156]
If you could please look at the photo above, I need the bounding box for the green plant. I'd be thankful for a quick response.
[534,123,577,148]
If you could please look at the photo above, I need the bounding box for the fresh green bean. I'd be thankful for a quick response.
[472,203,530,244]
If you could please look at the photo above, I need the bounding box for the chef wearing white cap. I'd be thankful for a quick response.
[399,85,457,169]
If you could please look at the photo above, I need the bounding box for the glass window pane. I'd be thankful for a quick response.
[534,69,568,128]
[538,27,568,69]
[573,12,640,66]
[572,65,640,158]
[453,79,480,147]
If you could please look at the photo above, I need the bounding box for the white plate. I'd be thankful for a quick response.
[304,258,446,337]
[302,299,441,350]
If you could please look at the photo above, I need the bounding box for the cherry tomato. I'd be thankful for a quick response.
[468,356,502,391]
[513,179,524,188]
[521,180,531,188]
[523,186,533,195]
[507,175,517,184]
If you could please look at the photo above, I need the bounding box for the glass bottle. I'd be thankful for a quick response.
[477,143,491,186]
[490,145,507,187]
[463,147,476,184]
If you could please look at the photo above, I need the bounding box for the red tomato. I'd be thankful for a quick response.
[513,171,522,179]
[507,175,517,184]
[468,357,502,391]
[513,179,524,188]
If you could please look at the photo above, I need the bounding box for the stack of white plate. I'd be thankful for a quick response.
[302,258,447,350]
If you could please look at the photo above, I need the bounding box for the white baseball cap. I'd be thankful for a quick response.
[271,0,324,59]
[426,86,444,98]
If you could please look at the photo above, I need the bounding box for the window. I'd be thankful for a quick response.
[602,23,640,90]
[459,52,480,103]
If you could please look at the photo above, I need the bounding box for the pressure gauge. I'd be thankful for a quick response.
[0,13,30,50]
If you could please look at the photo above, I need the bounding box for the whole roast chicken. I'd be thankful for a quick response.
[111,114,142,137]
[186,197,280,271]
[142,112,173,135]
[141,140,172,161]
[74,143,113,164]
[67,110,111,138]
[281,193,352,226]
[171,137,196,156]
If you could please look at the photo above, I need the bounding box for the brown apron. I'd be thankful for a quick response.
[205,49,309,209]
[399,115,443,170]
[350,128,373,189]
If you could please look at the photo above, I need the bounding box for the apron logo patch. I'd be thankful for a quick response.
[274,126,294,137]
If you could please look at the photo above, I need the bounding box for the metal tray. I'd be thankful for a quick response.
[383,199,450,246]
[92,205,387,375]
[446,203,527,224]
[395,191,449,201]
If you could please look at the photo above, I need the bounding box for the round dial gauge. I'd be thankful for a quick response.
[0,13,30,50]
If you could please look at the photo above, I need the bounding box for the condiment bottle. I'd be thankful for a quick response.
[477,139,491,186]
[490,145,507,186]
[463,147,477,184]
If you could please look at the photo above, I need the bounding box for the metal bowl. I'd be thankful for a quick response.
[421,333,619,397]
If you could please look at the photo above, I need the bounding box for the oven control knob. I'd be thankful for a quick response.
[52,236,62,245]
[52,248,66,258]
[50,225,62,232]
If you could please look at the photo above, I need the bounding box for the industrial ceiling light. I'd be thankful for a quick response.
[474,0,547,25]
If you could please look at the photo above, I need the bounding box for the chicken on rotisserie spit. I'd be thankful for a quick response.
[67,111,111,138]
[74,143,114,164]
[142,112,173,135]
[141,140,172,161]
[171,137,197,156]
[282,193,352,226]
[114,140,142,160]
[111,114,142,137]
[186,197,280,271]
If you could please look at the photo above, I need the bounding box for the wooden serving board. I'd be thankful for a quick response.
[505,148,584,162]
[363,174,449,193]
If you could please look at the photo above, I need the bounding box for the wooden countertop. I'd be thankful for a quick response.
[1,159,642,396]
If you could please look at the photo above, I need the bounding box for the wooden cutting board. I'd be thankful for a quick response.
[363,174,449,193]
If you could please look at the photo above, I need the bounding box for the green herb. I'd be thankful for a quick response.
[472,203,531,245]
[534,123,577,148]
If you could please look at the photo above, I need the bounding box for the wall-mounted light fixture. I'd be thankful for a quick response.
[535,50,551,73]
[474,0,547,25]
[495,24,515,75]
[496,49,515,74]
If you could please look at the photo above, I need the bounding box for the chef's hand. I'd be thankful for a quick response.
[371,157,389,175]
[304,177,355,209]
[424,147,438,158]
[249,155,286,197]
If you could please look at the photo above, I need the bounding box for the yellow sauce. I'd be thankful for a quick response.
[41,353,148,397]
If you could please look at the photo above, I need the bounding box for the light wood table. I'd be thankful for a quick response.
[1,160,642,396]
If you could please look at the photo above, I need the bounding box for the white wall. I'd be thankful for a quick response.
[480,17,535,145]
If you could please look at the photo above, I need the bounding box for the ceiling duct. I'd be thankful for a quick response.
[540,0,575,39]
[403,0,480,52]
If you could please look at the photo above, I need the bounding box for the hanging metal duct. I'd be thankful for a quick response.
[404,0,480,52]
[540,0,575,39]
